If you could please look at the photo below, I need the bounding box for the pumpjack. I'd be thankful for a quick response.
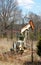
[11,20,35,54]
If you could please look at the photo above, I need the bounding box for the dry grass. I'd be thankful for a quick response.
[0,38,41,65]
[0,38,13,53]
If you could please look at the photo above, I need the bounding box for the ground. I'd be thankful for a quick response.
[0,38,41,65]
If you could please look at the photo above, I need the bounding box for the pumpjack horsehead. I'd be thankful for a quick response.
[21,20,35,48]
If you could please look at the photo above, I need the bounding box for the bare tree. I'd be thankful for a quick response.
[0,0,18,23]
[0,0,23,37]
[28,12,41,40]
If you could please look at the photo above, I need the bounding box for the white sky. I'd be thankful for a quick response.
[17,0,35,9]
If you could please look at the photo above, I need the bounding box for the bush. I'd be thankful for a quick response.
[37,39,41,56]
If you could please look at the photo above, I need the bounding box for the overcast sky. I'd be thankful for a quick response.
[17,0,41,15]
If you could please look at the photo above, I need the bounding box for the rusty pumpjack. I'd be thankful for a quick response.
[11,20,35,54]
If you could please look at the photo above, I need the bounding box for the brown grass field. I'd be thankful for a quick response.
[0,38,41,65]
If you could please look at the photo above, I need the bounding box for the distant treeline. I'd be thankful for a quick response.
[0,0,41,40]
